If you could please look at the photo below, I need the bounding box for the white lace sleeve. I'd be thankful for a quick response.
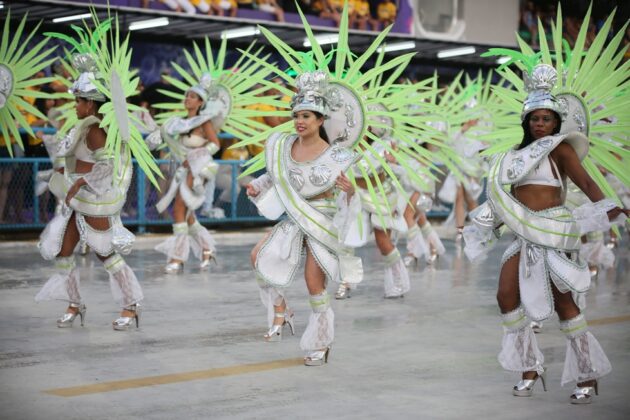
[145,130,162,151]
[463,202,502,261]
[250,173,273,195]
[573,198,622,234]
[83,161,114,195]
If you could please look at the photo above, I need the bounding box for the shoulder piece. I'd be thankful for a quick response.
[497,132,588,185]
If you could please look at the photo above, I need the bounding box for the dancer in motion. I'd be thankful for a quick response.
[35,14,162,330]
[466,6,629,403]
[238,4,458,364]
[153,75,221,273]
[151,38,280,274]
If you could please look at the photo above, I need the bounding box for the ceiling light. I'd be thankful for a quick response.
[221,26,260,39]
[0,2,5,10]
[496,56,511,65]
[303,34,339,47]
[129,17,169,31]
[378,41,417,53]
[51,13,92,23]
[437,46,476,59]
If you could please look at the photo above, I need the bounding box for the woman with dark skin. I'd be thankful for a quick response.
[495,108,628,402]
[37,93,145,330]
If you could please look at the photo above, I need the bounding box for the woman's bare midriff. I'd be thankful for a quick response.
[514,184,563,211]
[74,160,94,174]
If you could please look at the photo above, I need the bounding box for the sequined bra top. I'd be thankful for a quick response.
[515,156,562,189]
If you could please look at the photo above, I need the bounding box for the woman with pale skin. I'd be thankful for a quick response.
[163,90,220,271]
[246,108,354,365]
[495,108,628,402]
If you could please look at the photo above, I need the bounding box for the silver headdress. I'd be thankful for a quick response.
[521,64,566,121]
[188,73,214,105]
[70,53,106,101]
[290,71,337,117]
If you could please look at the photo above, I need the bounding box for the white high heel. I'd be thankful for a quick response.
[513,368,547,397]
[164,261,183,274]
[57,303,86,328]
[304,347,331,366]
[263,311,295,342]
[199,250,216,270]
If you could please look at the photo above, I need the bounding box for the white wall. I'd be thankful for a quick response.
[461,0,520,46]
[411,0,520,46]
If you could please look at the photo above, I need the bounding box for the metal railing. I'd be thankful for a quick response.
[0,129,452,232]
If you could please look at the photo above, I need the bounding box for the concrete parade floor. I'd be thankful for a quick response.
[0,229,629,420]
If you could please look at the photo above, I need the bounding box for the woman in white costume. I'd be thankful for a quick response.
[401,139,446,268]
[335,132,410,300]
[154,74,221,273]
[467,9,630,401]
[246,71,360,366]
[35,46,153,330]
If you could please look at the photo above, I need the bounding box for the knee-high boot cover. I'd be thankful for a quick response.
[383,249,410,297]
[35,256,81,304]
[498,306,545,374]
[560,314,611,386]
[300,291,334,352]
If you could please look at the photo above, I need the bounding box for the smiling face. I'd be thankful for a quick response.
[528,109,559,140]
[184,91,204,113]
[293,110,323,139]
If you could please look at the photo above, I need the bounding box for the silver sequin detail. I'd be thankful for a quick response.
[289,168,305,191]
[529,138,553,159]
[507,156,525,179]
[112,223,135,255]
[344,103,356,128]
[309,165,332,187]
[573,110,586,132]
[415,193,433,213]
[330,146,354,163]
[525,244,541,278]
[0,64,13,109]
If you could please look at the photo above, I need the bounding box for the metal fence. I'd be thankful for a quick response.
[0,129,452,232]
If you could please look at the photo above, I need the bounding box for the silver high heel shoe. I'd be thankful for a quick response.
[57,303,86,328]
[335,282,351,299]
[199,250,216,270]
[112,304,141,331]
[530,320,543,333]
[427,248,438,264]
[513,369,547,397]
[304,347,331,366]
[263,311,295,342]
[570,381,598,404]
[164,261,183,274]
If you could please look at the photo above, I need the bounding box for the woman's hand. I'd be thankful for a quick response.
[385,142,398,163]
[65,178,86,205]
[183,159,190,169]
[336,172,354,195]
[607,207,630,221]
[246,183,259,197]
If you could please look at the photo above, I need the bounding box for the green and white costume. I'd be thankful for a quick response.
[36,14,160,311]
[466,5,629,387]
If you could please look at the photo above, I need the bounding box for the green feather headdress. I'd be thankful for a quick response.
[153,36,286,148]
[482,3,629,202]
[0,11,59,155]
[232,3,450,223]
[46,8,162,188]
